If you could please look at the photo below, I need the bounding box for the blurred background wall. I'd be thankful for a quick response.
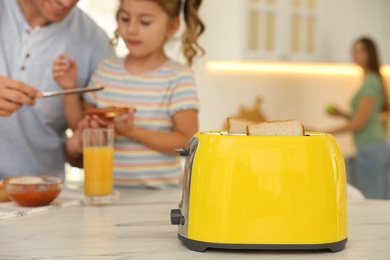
[76,0,390,158]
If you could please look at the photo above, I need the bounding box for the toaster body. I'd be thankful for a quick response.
[171,131,347,252]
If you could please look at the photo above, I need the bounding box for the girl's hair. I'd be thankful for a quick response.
[111,0,205,66]
[355,37,388,112]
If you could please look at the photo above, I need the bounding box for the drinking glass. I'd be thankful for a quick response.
[83,128,114,206]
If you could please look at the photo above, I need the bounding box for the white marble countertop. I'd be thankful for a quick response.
[1,188,390,260]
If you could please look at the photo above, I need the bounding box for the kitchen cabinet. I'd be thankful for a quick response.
[200,0,390,64]
[77,0,390,64]
[243,0,321,62]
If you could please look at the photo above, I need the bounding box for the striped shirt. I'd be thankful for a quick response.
[84,57,199,188]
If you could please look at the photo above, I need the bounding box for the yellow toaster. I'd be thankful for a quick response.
[171,131,347,252]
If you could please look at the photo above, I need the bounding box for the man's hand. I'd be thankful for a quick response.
[0,76,42,117]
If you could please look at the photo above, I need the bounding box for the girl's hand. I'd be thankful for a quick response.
[67,117,91,156]
[66,115,115,156]
[113,108,136,136]
[53,54,78,90]
[90,115,115,129]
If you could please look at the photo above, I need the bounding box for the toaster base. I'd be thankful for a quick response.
[178,235,347,253]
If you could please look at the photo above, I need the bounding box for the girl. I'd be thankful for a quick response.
[326,37,390,199]
[54,0,205,188]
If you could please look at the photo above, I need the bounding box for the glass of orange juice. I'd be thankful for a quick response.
[83,128,114,206]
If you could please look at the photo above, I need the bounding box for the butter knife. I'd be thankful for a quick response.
[42,86,104,98]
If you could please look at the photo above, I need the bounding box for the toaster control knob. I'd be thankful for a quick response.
[170,209,184,225]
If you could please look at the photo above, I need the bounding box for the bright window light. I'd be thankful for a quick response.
[206,61,390,76]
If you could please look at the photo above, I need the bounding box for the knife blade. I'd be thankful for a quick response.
[42,86,104,98]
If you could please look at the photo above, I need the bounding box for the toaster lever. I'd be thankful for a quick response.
[174,148,189,156]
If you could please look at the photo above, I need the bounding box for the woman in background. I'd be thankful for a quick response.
[327,37,390,199]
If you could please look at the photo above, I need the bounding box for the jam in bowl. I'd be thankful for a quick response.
[3,176,63,207]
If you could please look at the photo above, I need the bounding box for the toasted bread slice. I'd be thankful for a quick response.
[84,106,131,119]
[227,117,257,134]
[247,120,305,136]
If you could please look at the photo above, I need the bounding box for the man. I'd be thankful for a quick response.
[0,0,113,178]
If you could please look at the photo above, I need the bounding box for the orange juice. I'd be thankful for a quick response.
[83,147,114,196]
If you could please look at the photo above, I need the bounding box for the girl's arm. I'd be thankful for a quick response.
[63,95,83,131]
[327,96,375,135]
[115,109,198,155]
[64,96,97,133]
[65,122,83,168]
[53,54,84,131]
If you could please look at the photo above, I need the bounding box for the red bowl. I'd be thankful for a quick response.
[4,176,63,207]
